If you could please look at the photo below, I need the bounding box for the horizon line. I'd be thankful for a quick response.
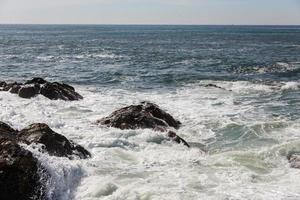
[0,23,300,26]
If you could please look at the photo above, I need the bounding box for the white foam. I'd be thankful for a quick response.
[0,80,300,199]
[281,82,300,91]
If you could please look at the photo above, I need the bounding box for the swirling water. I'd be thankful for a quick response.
[0,25,300,200]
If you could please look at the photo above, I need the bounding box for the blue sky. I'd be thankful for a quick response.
[0,0,299,24]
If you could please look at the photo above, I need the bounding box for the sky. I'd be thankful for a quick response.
[0,0,300,25]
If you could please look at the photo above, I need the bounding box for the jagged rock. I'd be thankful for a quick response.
[0,81,6,88]
[288,151,300,169]
[9,84,22,94]
[0,78,83,101]
[40,82,83,101]
[18,123,91,159]
[98,102,189,147]
[0,125,47,200]
[98,102,181,130]
[18,84,40,99]
[25,77,47,85]
[0,121,17,140]
[0,121,91,199]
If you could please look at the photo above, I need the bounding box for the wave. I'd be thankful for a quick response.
[0,80,299,199]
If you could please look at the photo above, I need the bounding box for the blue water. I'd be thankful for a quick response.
[1,25,300,199]
[0,25,299,88]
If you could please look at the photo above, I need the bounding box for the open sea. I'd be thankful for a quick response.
[0,25,300,200]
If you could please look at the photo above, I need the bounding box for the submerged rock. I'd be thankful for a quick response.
[0,77,83,101]
[18,123,91,159]
[288,151,300,169]
[97,102,189,147]
[204,83,231,91]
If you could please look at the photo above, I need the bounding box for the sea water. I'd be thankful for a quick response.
[0,25,300,200]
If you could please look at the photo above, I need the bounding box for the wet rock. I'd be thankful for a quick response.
[18,123,91,159]
[98,102,189,147]
[167,130,190,147]
[204,83,231,91]
[40,82,83,101]
[0,81,6,88]
[288,151,300,169]
[25,77,47,85]
[9,83,22,94]
[18,84,40,99]
[0,139,46,200]
[0,77,83,101]
[0,122,17,140]
[98,102,181,130]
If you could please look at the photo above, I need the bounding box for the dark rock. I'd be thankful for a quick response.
[0,139,47,200]
[287,151,300,169]
[0,121,17,140]
[1,78,83,101]
[98,102,189,147]
[98,102,181,130]
[167,131,190,147]
[205,83,231,91]
[18,84,40,99]
[18,123,91,159]
[9,84,22,94]
[25,77,47,85]
[40,82,83,101]
[0,81,6,87]
[4,82,22,92]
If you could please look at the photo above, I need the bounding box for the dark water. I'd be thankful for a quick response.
[0,25,299,89]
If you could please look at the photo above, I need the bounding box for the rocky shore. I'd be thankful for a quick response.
[0,122,90,200]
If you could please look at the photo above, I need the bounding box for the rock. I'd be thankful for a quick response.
[0,138,47,200]
[18,123,91,159]
[25,77,47,85]
[0,121,90,199]
[18,84,40,99]
[9,84,22,94]
[167,130,190,147]
[40,82,83,101]
[1,78,83,101]
[98,102,189,147]
[288,151,300,169]
[98,102,181,130]
[0,81,6,87]
[204,83,231,91]
[0,122,17,140]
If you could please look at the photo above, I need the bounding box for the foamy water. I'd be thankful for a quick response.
[1,80,300,200]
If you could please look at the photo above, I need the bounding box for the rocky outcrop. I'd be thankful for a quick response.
[0,78,83,101]
[98,101,181,130]
[0,121,17,140]
[0,121,91,200]
[18,84,40,99]
[40,82,82,101]
[18,123,91,159]
[288,151,300,169]
[97,102,189,147]
[0,122,46,200]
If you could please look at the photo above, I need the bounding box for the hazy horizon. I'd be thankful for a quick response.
[0,0,300,25]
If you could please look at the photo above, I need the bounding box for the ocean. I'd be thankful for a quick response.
[0,25,300,199]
